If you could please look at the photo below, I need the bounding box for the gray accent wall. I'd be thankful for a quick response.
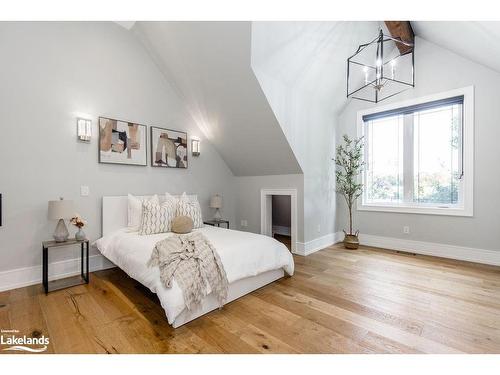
[336,36,500,251]
[0,22,236,272]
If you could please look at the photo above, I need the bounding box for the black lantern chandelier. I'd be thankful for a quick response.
[347,30,414,103]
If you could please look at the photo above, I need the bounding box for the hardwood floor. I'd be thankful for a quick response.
[2,244,500,354]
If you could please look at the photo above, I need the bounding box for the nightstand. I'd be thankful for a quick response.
[42,238,89,294]
[203,219,229,229]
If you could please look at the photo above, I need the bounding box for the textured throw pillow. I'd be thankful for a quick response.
[171,216,194,234]
[139,195,177,235]
[128,194,159,232]
[177,192,203,229]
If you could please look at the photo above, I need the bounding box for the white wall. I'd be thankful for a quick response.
[336,36,500,251]
[251,22,338,243]
[0,22,236,274]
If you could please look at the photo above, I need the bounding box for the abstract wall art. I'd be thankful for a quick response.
[98,117,147,166]
[150,126,188,168]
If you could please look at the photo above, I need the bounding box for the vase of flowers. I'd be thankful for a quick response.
[333,135,364,249]
[70,216,87,241]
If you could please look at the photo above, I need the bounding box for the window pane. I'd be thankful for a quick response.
[413,104,461,205]
[365,115,404,203]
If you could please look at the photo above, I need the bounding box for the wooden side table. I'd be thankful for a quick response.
[204,219,230,229]
[42,238,89,294]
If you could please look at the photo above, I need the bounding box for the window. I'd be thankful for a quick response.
[357,87,474,216]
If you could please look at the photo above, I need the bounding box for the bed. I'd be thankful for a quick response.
[94,195,294,328]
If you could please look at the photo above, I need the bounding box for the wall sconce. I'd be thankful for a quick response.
[191,138,200,156]
[77,118,92,142]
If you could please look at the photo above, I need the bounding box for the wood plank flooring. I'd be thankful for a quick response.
[2,244,500,354]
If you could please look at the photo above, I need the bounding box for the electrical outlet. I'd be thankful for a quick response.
[240,220,248,227]
[403,226,410,234]
[80,185,90,197]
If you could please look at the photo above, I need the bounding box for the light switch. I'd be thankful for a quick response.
[80,185,90,197]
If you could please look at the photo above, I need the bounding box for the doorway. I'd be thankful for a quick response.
[260,189,297,254]
[272,195,292,250]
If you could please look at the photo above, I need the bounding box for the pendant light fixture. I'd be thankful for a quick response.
[347,29,414,103]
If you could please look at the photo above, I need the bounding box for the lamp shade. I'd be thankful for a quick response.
[48,199,75,220]
[210,194,222,209]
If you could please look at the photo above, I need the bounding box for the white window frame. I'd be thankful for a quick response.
[357,86,474,217]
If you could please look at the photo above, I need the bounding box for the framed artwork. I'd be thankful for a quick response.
[150,126,188,168]
[98,117,147,166]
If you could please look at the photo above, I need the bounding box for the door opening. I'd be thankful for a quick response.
[272,195,291,250]
[260,189,297,254]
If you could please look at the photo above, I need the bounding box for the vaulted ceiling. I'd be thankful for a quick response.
[133,21,302,176]
[412,21,500,74]
[122,21,500,177]
[251,21,380,115]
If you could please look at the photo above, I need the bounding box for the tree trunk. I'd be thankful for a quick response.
[348,204,353,235]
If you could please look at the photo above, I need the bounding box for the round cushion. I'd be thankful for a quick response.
[171,215,193,234]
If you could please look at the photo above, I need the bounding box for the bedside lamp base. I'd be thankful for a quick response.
[53,219,69,242]
[213,208,222,222]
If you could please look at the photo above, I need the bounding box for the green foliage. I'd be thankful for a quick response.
[334,135,364,235]
[369,172,459,204]
[415,172,459,204]
[369,175,401,201]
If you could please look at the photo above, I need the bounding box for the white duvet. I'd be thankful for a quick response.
[94,226,294,324]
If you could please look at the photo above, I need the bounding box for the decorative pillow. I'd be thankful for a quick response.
[166,192,198,203]
[171,216,194,234]
[128,194,159,232]
[177,192,203,229]
[139,195,177,235]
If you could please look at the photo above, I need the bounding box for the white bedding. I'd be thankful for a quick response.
[94,226,294,324]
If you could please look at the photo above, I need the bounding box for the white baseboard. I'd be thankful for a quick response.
[358,233,500,266]
[295,232,343,256]
[296,231,500,266]
[0,254,115,293]
[272,225,291,236]
[4,233,496,293]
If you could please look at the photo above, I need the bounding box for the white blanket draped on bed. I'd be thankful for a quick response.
[94,226,294,324]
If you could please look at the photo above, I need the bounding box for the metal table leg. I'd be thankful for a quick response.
[42,246,48,294]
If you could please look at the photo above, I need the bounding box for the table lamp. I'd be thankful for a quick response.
[48,198,75,242]
[210,194,222,221]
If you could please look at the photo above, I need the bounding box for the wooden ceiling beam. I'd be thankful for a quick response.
[384,21,414,55]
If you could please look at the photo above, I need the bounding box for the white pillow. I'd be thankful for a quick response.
[165,192,178,205]
[166,192,198,203]
[183,194,198,202]
[139,195,177,235]
[176,192,203,229]
[128,194,158,232]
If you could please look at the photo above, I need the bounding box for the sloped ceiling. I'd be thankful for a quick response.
[251,21,380,115]
[412,21,500,74]
[127,20,499,178]
[133,21,302,176]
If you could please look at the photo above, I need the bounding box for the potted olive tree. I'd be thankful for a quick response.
[334,135,364,249]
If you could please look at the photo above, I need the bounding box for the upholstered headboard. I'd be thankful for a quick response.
[102,196,130,236]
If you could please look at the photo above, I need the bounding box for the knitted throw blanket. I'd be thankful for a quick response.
[148,232,228,311]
